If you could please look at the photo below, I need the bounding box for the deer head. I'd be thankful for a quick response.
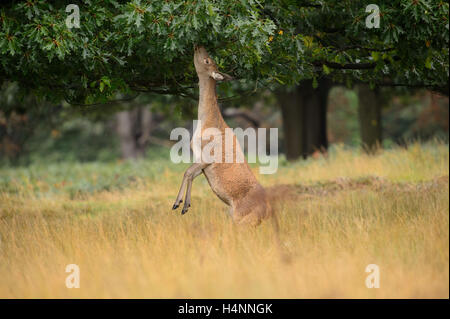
[194,46,233,82]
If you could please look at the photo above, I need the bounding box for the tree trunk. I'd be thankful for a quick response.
[302,79,331,156]
[357,85,382,152]
[136,107,153,157]
[277,88,303,160]
[116,107,153,159]
[116,110,137,159]
[277,79,332,160]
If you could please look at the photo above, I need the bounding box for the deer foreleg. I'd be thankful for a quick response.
[172,163,208,212]
[181,166,204,215]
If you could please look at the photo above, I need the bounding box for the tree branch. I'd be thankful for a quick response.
[335,45,395,53]
[222,108,260,127]
[314,60,377,70]
[65,94,141,107]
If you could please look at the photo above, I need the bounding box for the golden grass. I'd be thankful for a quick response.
[0,143,448,298]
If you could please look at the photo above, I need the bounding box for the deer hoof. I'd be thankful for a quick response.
[181,207,189,215]
[172,200,182,210]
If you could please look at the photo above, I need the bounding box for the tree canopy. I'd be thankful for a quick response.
[0,0,448,105]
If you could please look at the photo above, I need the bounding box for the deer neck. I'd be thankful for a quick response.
[198,77,223,127]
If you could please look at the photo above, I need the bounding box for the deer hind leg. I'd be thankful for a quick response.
[172,163,207,214]
[233,197,269,227]
[233,207,263,227]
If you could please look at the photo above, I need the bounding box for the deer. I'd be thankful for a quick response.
[171,46,275,227]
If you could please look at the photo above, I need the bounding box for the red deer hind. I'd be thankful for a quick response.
[172,46,276,227]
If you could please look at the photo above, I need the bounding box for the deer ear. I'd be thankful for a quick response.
[211,71,234,82]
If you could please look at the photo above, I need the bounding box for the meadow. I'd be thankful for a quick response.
[0,142,448,298]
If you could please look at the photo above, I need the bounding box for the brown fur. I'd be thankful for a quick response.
[172,46,273,226]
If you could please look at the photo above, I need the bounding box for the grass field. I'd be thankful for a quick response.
[0,143,448,298]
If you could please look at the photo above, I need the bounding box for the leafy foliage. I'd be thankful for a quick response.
[0,0,448,105]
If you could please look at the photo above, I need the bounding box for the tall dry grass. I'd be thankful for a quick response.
[0,143,448,298]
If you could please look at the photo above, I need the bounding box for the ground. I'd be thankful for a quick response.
[0,142,448,298]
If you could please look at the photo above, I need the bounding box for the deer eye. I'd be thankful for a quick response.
[204,58,210,64]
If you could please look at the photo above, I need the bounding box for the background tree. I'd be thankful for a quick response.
[115,106,153,159]
[357,85,383,152]
[270,0,449,159]
[0,0,448,161]
[276,79,331,160]
[1,1,447,98]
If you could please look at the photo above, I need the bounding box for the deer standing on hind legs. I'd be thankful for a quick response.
[172,46,275,227]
